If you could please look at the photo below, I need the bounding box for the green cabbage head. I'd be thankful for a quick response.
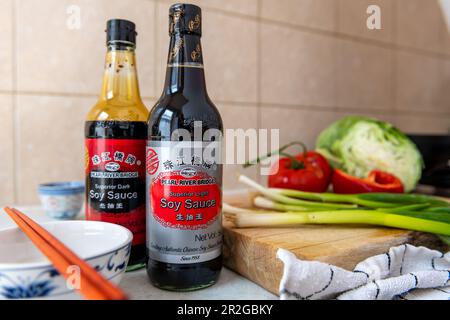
[316,116,423,192]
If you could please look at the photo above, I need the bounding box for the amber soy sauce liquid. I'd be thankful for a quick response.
[85,20,148,269]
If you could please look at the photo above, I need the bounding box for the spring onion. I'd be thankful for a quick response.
[239,174,450,209]
[228,174,450,236]
[224,205,450,236]
[426,207,450,214]
[238,175,356,209]
[357,193,449,207]
[272,188,397,208]
[254,196,335,212]
[376,203,431,213]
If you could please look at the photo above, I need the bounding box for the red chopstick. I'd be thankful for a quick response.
[4,207,128,300]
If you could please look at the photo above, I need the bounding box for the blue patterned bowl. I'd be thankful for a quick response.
[38,182,85,220]
[0,221,132,299]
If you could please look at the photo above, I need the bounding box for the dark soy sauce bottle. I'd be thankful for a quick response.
[85,20,148,269]
[146,4,223,291]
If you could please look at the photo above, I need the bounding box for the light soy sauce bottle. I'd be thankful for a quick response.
[146,4,223,291]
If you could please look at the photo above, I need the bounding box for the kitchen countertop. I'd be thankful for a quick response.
[0,206,277,300]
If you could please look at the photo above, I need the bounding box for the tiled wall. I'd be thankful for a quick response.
[0,0,449,204]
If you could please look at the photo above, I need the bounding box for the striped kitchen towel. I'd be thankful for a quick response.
[277,244,450,300]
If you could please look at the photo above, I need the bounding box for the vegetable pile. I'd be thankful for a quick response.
[316,116,423,192]
[233,115,449,238]
[245,116,424,194]
[224,175,450,236]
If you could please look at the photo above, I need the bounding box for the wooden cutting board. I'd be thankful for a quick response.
[222,191,449,296]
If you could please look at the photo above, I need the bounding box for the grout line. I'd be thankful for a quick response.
[0,90,98,98]
[0,89,159,102]
[0,88,258,108]
[3,1,448,103]
[256,0,262,130]
[150,0,260,21]
[334,0,340,113]
[258,102,450,117]
[263,17,450,60]
[391,0,398,124]
[153,0,158,100]
[150,0,450,61]
[11,0,17,205]
[335,0,340,34]
[256,0,262,185]
[1,88,448,118]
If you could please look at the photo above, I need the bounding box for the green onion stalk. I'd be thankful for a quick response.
[238,175,356,210]
[239,175,450,209]
[254,196,342,212]
[224,205,450,236]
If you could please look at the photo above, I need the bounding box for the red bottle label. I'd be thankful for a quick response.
[146,141,223,264]
[150,170,221,230]
[85,138,146,245]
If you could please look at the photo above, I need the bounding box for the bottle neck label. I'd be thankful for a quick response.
[167,34,204,69]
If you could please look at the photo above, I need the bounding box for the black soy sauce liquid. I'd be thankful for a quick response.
[85,120,147,266]
[146,90,223,290]
[146,20,223,290]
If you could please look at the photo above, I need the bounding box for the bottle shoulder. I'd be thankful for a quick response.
[148,93,222,128]
[86,99,149,122]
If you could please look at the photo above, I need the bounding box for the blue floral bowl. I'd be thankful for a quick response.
[38,182,85,220]
[0,221,132,299]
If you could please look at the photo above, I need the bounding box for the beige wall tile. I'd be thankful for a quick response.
[338,0,393,43]
[333,110,397,127]
[395,114,450,134]
[155,3,168,98]
[395,51,443,113]
[161,0,258,16]
[439,1,450,54]
[337,39,393,111]
[260,23,336,107]
[0,0,13,91]
[219,104,259,190]
[0,94,14,205]
[5,0,450,202]
[203,11,258,104]
[156,3,258,103]
[437,59,450,111]
[16,94,94,204]
[260,108,398,152]
[441,1,450,56]
[396,0,443,53]
[260,107,341,149]
[443,27,450,55]
[143,97,156,109]
[16,0,156,98]
[438,1,450,55]
[261,0,337,32]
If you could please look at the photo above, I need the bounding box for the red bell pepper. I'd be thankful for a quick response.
[332,169,404,194]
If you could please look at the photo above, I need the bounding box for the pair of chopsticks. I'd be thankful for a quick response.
[4,207,128,300]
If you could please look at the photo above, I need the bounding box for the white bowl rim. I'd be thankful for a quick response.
[0,220,133,270]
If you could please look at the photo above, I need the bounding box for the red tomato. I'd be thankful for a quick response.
[268,151,332,192]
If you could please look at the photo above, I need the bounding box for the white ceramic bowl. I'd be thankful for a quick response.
[0,221,132,299]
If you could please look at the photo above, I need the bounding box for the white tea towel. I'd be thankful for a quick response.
[277,244,450,300]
